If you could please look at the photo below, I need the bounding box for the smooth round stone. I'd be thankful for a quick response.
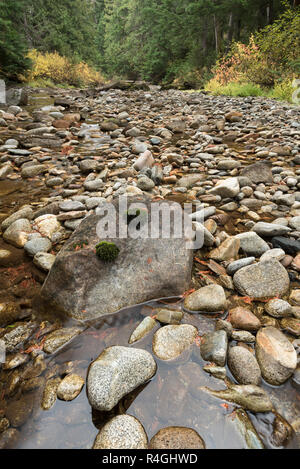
[265,299,292,318]
[24,237,52,257]
[235,232,270,257]
[3,219,32,248]
[137,175,155,191]
[252,222,291,237]
[228,346,261,385]
[260,248,285,262]
[231,330,256,343]
[93,415,148,449]
[227,257,255,275]
[233,260,290,299]
[56,374,85,401]
[256,327,297,385]
[184,284,227,312]
[59,201,85,212]
[152,325,198,361]
[149,427,206,449]
[87,346,156,411]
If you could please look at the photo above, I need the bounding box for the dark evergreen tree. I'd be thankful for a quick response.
[0,0,30,78]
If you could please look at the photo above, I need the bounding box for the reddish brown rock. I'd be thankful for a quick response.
[228,307,261,332]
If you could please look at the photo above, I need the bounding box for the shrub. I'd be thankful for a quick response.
[269,78,295,103]
[96,242,120,263]
[26,49,104,87]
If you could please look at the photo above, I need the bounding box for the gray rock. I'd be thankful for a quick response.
[33,252,56,271]
[59,201,85,213]
[289,216,300,231]
[228,346,261,385]
[235,232,270,257]
[252,222,291,237]
[3,219,32,248]
[260,248,285,262]
[233,260,290,299]
[231,330,256,342]
[93,415,148,449]
[240,162,273,184]
[24,237,52,257]
[21,165,47,178]
[84,179,104,191]
[87,346,156,411]
[184,284,227,312]
[153,324,197,361]
[209,177,240,198]
[256,327,297,385]
[265,299,292,318]
[227,257,255,275]
[1,206,34,231]
[40,198,193,321]
[137,175,155,191]
[200,330,228,366]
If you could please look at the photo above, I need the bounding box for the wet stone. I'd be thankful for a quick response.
[152,324,198,361]
[200,330,228,367]
[184,285,227,312]
[57,373,85,401]
[43,327,82,354]
[149,427,206,450]
[128,316,158,344]
[156,308,183,325]
[93,415,148,449]
[87,346,156,411]
[200,384,273,413]
[228,346,261,385]
[256,326,297,385]
[41,378,62,410]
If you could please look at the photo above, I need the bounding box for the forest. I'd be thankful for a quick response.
[0,1,299,97]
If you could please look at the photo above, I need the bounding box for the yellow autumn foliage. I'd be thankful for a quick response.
[26,50,104,87]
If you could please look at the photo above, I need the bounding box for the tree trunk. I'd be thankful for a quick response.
[213,14,220,54]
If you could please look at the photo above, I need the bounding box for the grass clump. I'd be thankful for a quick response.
[205,79,264,97]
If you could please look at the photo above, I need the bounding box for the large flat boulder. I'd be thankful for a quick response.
[40,197,193,320]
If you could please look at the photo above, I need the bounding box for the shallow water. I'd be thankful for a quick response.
[0,297,298,449]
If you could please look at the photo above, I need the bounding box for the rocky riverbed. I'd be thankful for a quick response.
[0,85,300,449]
